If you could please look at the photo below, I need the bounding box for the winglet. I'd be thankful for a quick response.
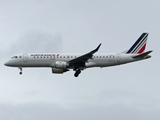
[95,43,102,51]
[90,43,102,54]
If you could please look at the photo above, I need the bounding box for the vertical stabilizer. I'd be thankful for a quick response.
[126,33,148,54]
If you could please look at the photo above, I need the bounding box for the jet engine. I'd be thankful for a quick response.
[54,61,69,69]
[52,68,69,74]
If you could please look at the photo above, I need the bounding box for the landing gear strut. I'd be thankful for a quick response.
[74,69,81,77]
[19,67,22,75]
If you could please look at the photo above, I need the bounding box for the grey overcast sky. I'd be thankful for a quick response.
[1,0,160,120]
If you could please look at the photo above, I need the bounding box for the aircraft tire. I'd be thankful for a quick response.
[74,69,81,77]
[74,72,79,77]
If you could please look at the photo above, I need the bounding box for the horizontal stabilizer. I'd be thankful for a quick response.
[133,50,153,59]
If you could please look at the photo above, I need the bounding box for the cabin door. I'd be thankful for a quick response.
[23,54,28,62]
[117,54,121,62]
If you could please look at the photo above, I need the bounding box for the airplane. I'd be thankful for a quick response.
[4,33,152,77]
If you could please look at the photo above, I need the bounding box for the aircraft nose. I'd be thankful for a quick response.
[4,61,10,66]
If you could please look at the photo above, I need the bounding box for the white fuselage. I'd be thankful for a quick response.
[5,53,141,69]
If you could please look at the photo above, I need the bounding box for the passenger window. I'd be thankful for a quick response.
[12,56,18,59]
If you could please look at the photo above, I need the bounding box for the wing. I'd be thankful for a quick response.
[68,43,101,68]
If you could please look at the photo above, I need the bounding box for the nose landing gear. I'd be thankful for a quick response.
[74,69,81,77]
[19,67,22,75]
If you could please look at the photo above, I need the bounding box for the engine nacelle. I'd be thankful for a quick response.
[52,68,69,74]
[54,61,69,69]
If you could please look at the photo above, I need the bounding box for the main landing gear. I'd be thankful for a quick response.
[19,67,22,75]
[74,69,81,77]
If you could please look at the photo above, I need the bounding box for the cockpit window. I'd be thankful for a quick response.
[11,56,18,59]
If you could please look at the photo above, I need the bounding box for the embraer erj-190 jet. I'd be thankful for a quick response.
[5,33,152,77]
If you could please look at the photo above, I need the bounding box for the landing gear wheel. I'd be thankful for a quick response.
[74,69,81,77]
[19,67,22,75]
[74,73,78,77]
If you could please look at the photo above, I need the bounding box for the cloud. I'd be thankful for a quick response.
[4,31,63,56]
[0,103,159,120]
[1,1,160,120]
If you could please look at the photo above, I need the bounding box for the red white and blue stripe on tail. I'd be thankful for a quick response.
[126,33,148,54]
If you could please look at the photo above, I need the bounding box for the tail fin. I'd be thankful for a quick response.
[126,33,148,54]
